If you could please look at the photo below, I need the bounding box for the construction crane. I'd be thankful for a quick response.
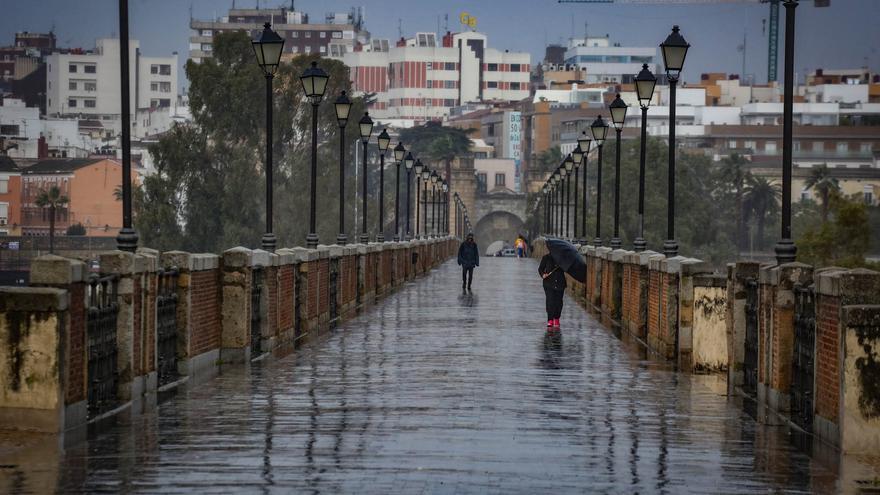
[557,0,829,83]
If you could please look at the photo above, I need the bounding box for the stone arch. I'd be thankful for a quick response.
[472,211,526,255]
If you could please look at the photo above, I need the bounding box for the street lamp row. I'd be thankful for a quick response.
[252,23,452,251]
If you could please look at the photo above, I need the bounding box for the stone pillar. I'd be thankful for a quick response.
[0,287,70,433]
[727,261,760,396]
[99,251,137,402]
[220,247,253,363]
[29,255,89,429]
[134,249,160,405]
[274,249,297,343]
[691,273,728,372]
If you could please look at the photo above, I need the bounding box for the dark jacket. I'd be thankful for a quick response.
[539,254,567,291]
[458,241,480,268]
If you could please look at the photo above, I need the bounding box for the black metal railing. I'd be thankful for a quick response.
[251,266,263,355]
[87,273,119,417]
[791,284,816,432]
[294,269,303,340]
[329,258,339,322]
[157,267,179,386]
[743,278,759,398]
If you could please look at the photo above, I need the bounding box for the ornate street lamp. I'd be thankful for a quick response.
[430,170,439,237]
[116,0,138,252]
[376,128,391,242]
[633,63,657,252]
[563,155,574,239]
[578,131,592,243]
[252,22,285,251]
[358,112,374,243]
[590,115,609,246]
[660,25,690,257]
[552,171,561,235]
[542,183,550,235]
[334,91,352,245]
[404,152,415,239]
[421,168,431,238]
[442,181,449,234]
[571,147,583,242]
[414,159,424,238]
[393,142,406,241]
[301,61,329,249]
[609,93,628,249]
[775,1,799,264]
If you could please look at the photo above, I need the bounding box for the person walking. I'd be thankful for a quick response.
[539,252,566,327]
[457,233,480,292]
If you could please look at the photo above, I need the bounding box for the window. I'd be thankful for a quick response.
[68,63,77,73]
[0,125,19,136]
[159,64,171,75]
[487,63,498,71]
[0,203,7,225]
[160,81,171,93]
[84,81,96,91]
[0,179,8,193]
[728,140,737,149]
[320,31,326,38]
[865,186,875,205]
[151,64,159,74]
[305,31,312,38]
[800,188,811,202]
[426,80,433,89]
[861,143,873,153]
[319,46,326,53]
[793,140,801,151]
[765,141,777,154]
[605,55,626,63]
[69,81,77,90]
[292,32,299,38]
[837,142,848,153]
[744,140,756,150]
[444,80,455,89]
[84,65,96,74]
[426,62,433,70]
[444,98,456,107]
[201,29,212,36]
[151,82,158,91]
[511,63,521,72]
[445,62,455,70]
[332,31,342,39]
[477,173,487,193]
[813,141,823,152]
[68,99,77,108]
[202,44,212,52]
[305,46,312,53]
[291,46,299,53]
[84,99,96,108]
[159,98,171,108]
[495,173,506,186]
[487,81,498,89]
[511,82,520,90]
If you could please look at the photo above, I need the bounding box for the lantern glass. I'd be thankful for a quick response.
[394,142,405,161]
[430,171,439,184]
[572,149,583,165]
[252,23,284,76]
[660,25,690,78]
[564,155,574,172]
[299,61,329,100]
[422,170,430,181]
[634,64,657,107]
[405,152,415,169]
[577,132,591,154]
[590,115,609,145]
[609,93,628,130]
[414,159,424,175]
[334,91,351,124]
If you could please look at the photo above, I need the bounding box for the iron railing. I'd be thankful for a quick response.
[791,284,816,432]
[87,273,119,417]
[329,258,339,322]
[251,266,263,355]
[743,278,759,398]
[157,267,179,386]
[294,268,303,340]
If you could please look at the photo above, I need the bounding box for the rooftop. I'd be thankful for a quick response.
[22,158,106,174]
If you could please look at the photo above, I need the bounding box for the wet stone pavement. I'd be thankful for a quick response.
[9,257,846,493]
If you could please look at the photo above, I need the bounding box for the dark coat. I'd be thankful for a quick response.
[458,241,480,268]
[539,254,567,291]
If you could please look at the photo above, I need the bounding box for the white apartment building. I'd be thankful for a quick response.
[45,39,178,137]
[336,31,530,124]
[0,98,93,158]
[563,36,657,84]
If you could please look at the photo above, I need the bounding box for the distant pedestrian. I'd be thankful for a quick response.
[539,253,566,327]
[515,236,526,259]
[457,233,480,292]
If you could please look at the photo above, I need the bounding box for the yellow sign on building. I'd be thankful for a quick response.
[460,12,477,30]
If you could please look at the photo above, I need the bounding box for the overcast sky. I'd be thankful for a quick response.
[2,0,879,92]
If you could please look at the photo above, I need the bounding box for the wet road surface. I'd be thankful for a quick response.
[9,257,845,493]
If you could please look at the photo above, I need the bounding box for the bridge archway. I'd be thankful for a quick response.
[473,210,525,255]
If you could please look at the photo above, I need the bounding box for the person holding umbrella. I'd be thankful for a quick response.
[457,232,480,292]
[539,251,566,327]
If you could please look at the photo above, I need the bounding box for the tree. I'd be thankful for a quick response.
[717,154,750,250]
[66,223,86,236]
[804,164,840,222]
[35,186,69,254]
[399,122,473,180]
[743,175,781,250]
[535,146,563,176]
[798,193,871,267]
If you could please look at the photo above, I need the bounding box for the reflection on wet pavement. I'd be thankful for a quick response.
[4,257,845,493]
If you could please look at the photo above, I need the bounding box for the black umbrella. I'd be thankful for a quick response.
[545,238,587,283]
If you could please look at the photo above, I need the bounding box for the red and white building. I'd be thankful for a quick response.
[335,31,530,125]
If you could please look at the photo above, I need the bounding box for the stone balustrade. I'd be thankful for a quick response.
[534,236,880,455]
[0,237,457,436]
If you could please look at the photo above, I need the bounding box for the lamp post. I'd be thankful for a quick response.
[301,61,329,249]
[571,147,583,242]
[334,91,352,245]
[563,154,574,239]
[414,160,424,238]
[430,170,439,237]
[251,22,284,251]
[404,152,415,239]
[543,184,550,236]
[421,168,430,238]
[590,115,609,246]
[775,0,798,264]
[609,93,628,250]
[358,112,374,243]
[376,128,390,242]
[393,142,405,241]
[577,132,591,244]
[442,182,449,234]
[553,172,561,235]
[633,63,657,252]
[660,25,690,258]
[116,0,138,252]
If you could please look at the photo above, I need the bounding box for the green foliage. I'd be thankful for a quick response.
[66,223,86,236]
[535,147,563,175]
[136,31,372,251]
[804,164,840,222]
[798,193,871,267]
[399,122,473,179]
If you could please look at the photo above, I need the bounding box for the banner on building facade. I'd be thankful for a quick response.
[506,111,522,193]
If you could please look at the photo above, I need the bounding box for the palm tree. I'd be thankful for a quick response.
[718,154,751,250]
[804,164,840,222]
[35,186,69,254]
[400,122,473,180]
[743,175,781,250]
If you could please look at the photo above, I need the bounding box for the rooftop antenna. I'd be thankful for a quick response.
[444,13,449,32]
[398,18,403,39]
